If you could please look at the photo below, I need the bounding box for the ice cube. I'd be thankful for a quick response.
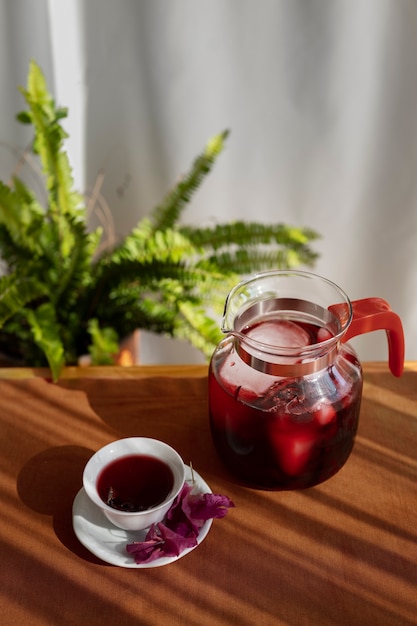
[245,320,311,348]
[313,402,336,425]
[270,429,317,476]
[317,327,333,343]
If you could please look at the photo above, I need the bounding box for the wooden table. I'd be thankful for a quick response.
[0,363,416,625]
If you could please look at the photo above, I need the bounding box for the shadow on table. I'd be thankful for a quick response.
[74,375,227,481]
[16,444,109,565]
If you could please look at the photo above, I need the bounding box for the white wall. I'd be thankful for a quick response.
[1,0,416,364]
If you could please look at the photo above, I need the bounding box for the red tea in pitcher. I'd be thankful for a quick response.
[209,318,363,489]
[209,270,403,490]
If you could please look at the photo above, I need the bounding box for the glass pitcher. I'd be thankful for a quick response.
[208,270,404,489]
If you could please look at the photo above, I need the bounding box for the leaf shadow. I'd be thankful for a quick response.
[70,376,226,482]
[16,444,108,565]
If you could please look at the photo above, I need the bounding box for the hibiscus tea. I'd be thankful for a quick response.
[97,454,174,512]
[209,318,362,489]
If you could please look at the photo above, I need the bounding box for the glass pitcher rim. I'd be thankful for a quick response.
[221,269,354,354]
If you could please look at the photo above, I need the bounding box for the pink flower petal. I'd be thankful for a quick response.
[156,522,197,556]
[126,482,234,564]
[126,526,165,564]
[187,493,235,521]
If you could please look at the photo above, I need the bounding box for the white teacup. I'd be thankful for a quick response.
[83,437,185,531]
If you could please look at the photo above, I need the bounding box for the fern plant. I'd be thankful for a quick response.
[0,61,319,380]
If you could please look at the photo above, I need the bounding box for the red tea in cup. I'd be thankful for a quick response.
[97,454,174,512]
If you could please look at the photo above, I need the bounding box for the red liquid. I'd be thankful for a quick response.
[97,454,174,511]
[209,319,362,489]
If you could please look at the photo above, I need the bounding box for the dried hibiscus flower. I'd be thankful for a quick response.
[126,482,234,564]
[126,522,198,563]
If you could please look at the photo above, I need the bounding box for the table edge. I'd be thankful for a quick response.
[0,364,210,380]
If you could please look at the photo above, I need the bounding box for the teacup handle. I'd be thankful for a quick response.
[329,298,404,377]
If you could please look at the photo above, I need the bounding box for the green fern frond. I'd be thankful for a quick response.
[26,303,65,380]
[91,224,205,312]
[91,259,229,324]
[0,180,45,256]
[180,221,320,272]
[174,302,224,358]
[18,60,84,257]
[205,246,318,274]
[93,294,179,338]
[53,220,101,305]
[150,130,229,231]
[87,259,229,345]
[103,220,200,267]
[181,221,320,250]
[0,273,47,326]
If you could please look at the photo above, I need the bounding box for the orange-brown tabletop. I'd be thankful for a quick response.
[0,363,416,626]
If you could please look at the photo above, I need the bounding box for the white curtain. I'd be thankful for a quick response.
[1,0,416,363]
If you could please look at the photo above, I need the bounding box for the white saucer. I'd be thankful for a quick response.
[72,465,213,568]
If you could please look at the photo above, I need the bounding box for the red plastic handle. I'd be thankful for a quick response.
[329,298,404,377]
